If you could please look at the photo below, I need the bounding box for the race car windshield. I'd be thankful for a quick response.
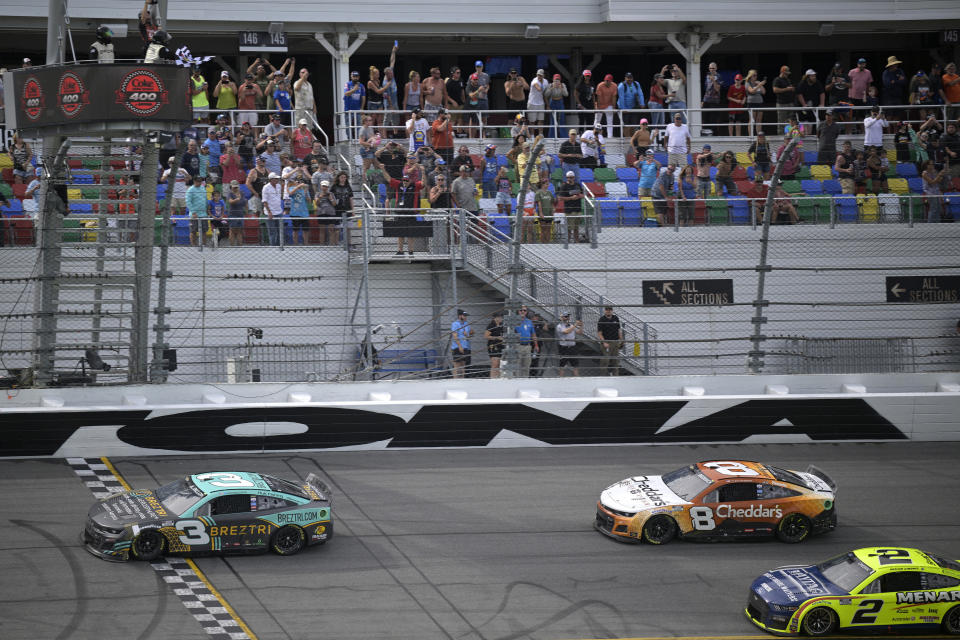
[764,465,807,487]
[816,552,874,592]
[662,465,712,501]
[155,478,203,514]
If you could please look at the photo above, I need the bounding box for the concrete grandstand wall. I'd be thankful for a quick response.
[0,372,957,458]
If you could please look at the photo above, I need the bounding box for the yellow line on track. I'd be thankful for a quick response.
[184,557,259,640]
[100,456,259,640]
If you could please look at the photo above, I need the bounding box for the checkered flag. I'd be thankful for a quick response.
[173,46,214,68]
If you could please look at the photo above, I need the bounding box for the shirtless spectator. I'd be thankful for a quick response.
[504,68,529,114]
[422,67,448,119]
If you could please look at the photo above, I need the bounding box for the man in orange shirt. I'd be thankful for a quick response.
[943,62,960,121]
[430,109,455,166]
[594,74,618,139]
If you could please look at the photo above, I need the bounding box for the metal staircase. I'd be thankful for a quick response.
[34,137,159,385]
[454,215,659,375]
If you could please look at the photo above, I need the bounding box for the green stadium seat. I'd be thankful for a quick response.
[706,197,729,224]
[780,180,802,195]
[62,218,81,242]
[795,166,812,180]
[593,168,616,182]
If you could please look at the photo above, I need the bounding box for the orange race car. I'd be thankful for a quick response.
[595,460,836,545]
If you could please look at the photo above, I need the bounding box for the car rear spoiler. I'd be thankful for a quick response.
[805,465,837,493]
[305,473,333,503]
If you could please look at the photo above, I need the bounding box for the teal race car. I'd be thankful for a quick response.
[82,471,332,561]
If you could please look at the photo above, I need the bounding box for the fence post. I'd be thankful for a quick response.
[673,197,680,232]
[553,269,560,319]
[642,322,650,376]
[459,208,467,267]
[907,196,914,228]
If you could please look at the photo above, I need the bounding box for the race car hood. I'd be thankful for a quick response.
[600,475,688,513]
[88,489,169,527]
[751,565,848,606]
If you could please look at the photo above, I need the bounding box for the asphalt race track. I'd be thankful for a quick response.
[1,442,959,640]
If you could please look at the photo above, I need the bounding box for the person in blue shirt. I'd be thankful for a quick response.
[208,188,228,247]
[636,150,661,197]
[514,307,539,377]
[450,309,474,378]
[343,70,366,140]
[185,176,209,246]
[287,175,310,245]
[618,72,645,137]
[273,79,293,125]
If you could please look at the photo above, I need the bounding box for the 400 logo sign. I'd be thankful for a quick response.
[115,69,168,116]
[57,72,90,118]
[20,76,45,121]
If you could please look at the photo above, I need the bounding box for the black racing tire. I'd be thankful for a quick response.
[270,525,305,556]
[944,605,960,635]
[641,515,677,545]
[776,513,812,544]
[131,529,165,561]
[801,606,837,636]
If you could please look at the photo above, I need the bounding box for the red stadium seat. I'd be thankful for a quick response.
[1,169,13,184]
[243,216,260,244]
[12,218,34,245]
[625,153,637,167]
[584,181,606,197]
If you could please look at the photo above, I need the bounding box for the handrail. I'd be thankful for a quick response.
[451,211,659,374]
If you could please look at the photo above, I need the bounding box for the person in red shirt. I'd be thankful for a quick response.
[727,73,747,137]
[943,62,960,121]
[291,119,316,161]
[236,74,263,128]
[429,109,455,166]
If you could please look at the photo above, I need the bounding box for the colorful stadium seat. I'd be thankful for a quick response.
[896,163,918,178]
[835,196,858,222]
[810,165,833,181]
[857,194,879,222]
[615,167,636,181]
[593,168,616,182]
[800,180,823,195]
[728,197,750,224]
[887,178,909,195]
[907,178,923,193]
[605,182,628,197]
[821,180,842,195]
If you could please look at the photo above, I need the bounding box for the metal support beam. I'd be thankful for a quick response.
[314,31,368,143]
[133,138,158,383]
[46,0,66,65]
[666,30,721,136]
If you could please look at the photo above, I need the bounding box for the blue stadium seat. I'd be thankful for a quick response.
[2,199,24,215]
[615,167,636,181]
[709,166,718,180]
[728,197,750,224]
[68,202,92,214]
[746,166,756,180]
[172,216,191,244]
[801,180,823,195]
[835,195,858,222]
[72,174,94,185]
[597,198,620,225]
[803,151,819,165]
[624,181,639,197]
[643,217,659,227]
[654,152,667,165]
[579,168,594,182]
[945,193,960,216]
[156,184,167,199]
[896,163,918,178]
[490,215,511,238]
[907,178,923,193]
[239,184,252,199]
[822,180,842,195]
[621,201,642,226]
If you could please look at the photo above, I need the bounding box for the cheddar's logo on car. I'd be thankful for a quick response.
[115,69,168,116]
[58,72,90,118]
[21,76,45,120]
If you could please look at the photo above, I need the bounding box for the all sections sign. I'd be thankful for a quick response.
[643,279,734,306]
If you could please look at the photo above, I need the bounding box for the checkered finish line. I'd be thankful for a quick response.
[67,457,254,640]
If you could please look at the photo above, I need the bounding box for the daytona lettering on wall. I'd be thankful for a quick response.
[116,69,168,116]
[20,77,45,120]
[58,72,90,118]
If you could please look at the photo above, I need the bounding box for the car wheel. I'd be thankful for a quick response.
[271,525,305,556]
[776,513,811,543]
[944,605,960,635]
[131,529,165,561]
[641,515,677,545]
[801,606,837,636]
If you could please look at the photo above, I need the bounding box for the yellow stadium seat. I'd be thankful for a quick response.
[810,165,833,181]
[81,219,98,242]
[420,197,430,209]
[858,194,878,222]
[0,154,13,169]
[736,152,751,165]
[67,188,82,201]
[886,148,897,164]
[888,178,909,195]
[640,196,654,217]
[205,184,214,198]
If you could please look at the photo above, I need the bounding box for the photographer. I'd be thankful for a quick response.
[236,74,262,128]
[510,113,529,139]
[504,68,529,113]
[862,106,888,154]
[430,109,455,166]
[213,71,238,112]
